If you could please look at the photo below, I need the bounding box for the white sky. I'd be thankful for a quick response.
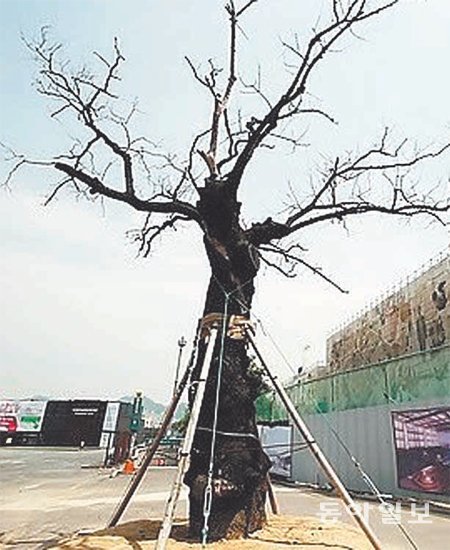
[0,0,449,403]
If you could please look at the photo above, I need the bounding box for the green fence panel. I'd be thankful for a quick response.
[255,392,273,422]
[293,378,333,415]
[386,348,450,404]
[255,391,287,422]
[271,394,288,422]
[332,365,387,412]
[257,347,450,420]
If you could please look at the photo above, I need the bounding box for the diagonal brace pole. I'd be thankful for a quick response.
[107,340,197,528]
[156,327,218,549]
[246,330,382,550]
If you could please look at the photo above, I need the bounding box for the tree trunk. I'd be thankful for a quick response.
[184,275,271,541]
[184,182,271,541]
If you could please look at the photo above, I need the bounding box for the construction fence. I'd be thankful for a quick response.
[256,345,450,502]
[256,345,450,419]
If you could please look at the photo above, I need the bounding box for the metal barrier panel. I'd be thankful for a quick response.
[256,347,450,502]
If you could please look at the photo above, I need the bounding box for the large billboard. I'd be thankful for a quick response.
[259,425,292,478]
[327,253,449,371]
[392,407,450,495]
[0,400,47,433]
[41,400,107,447]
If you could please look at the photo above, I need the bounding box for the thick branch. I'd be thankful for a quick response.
[54,162,201,221]
[189,1,257,178]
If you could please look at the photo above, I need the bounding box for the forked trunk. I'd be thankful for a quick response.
[184,180,271,540]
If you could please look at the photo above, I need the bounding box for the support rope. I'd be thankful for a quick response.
[200,277,255,547]
[196,426,260,440]
[235,295,418,549]
[208,275,419,550]
[201,292,230,547]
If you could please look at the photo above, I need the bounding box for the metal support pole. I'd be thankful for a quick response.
[246,331,382,550]
[266,474,279,515]
[173,336,187,396]
[156,328,218,549]
[107,351,193,528]
[104,432,113,467]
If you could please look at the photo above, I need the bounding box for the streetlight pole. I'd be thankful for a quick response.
[173,336,187,395]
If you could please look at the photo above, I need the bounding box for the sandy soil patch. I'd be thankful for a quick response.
[51,515,372,549]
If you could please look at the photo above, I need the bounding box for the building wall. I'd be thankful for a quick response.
[41,400,108,447]
[279,251,450,501]
[327,253,449,372]
[0,399,133,451]
[289,346,450,502]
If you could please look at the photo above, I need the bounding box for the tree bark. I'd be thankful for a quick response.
[184,181,271,541]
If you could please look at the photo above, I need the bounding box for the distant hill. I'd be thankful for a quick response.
[120,395,165,416]
[120,395,187,420]
[29,395,50,401]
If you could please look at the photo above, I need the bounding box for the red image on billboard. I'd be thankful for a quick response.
[392,407,450,495]
[0,416,18,433]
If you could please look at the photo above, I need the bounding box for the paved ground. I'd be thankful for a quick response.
[0,448,449,549]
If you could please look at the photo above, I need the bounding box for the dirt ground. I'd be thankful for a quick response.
[51,515,372,549]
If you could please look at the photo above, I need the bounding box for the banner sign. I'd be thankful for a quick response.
[392,407,450,495]
[259,425,292,478]
[0,400,48,433]
[102,402,120,432]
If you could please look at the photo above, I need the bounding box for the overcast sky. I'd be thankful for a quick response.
[1,0,449,404]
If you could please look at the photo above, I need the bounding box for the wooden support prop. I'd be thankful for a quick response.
[246,331,382,550]
[156,328,218,549]
[266,474,279,515]
[107,343,196,528]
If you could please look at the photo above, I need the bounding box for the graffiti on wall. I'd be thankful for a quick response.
[327,254,450,371]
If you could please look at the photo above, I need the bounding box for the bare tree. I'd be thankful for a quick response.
[3,0,449,540]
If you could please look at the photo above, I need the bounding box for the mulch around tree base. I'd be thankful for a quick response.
[50,515,373,549]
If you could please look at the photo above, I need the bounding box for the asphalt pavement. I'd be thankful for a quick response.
[0,448,449,549]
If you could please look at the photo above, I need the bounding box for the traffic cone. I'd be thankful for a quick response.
[123,458,135,474]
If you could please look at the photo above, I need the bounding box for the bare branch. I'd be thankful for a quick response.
[0,142,53,190]
[128,213,190,257]
[3,29,207,256]
[259,243,348,293]
[187,0,258,178]
[6,4,449,303]
[284,134,450,230]
[185,56,215,95]
[244,128,449,256]
[227,0,401,186]
[236,0,258,18]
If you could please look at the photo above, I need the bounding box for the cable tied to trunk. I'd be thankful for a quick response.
[200,312,253,340]
[200,275,258,547]
[201,291,230,547]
